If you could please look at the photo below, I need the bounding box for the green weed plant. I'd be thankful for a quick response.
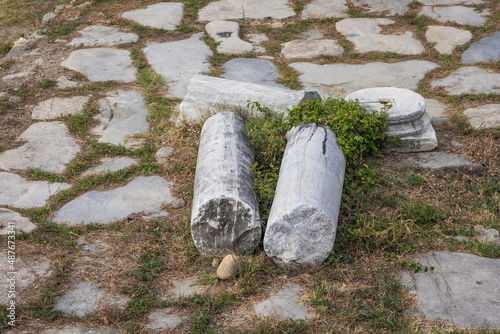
[244,97,394,225]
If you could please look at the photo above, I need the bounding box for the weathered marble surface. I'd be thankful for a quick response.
[264,124,345,268]
[191,112,261,255]
[179,75,321,121]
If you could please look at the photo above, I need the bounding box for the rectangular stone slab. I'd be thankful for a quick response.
[179,75,321,121]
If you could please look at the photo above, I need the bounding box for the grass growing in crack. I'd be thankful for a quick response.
[38,79,57,89]
[41,19,80,38]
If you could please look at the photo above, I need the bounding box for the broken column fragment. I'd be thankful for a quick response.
[191,112,261,255]
[264,123,346,269]
[179,75,321,121]
[345,87,438,152]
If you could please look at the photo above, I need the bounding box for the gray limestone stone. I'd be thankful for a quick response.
[420,6,489,26]
[281,39,343,59]
[431,67,500,95]
[81,157,137,177]
[404,152,484,175]
[32,96,89,120]
[205,21,255,54]
[179,75,321,121]
[463,104,500,129]
[191,112,261,255]
[336,18,424,55]
[221,58,285,88]
[426,26,472,54]
[419,0,484,4]
[68,25,138,47]
[1,72,34,81]
[53,176,175,225]
[399,252,500,328]
[198,0,296,21]
[0,208,37,234]
[143,33,212,99]
[0,254,52,304]
[42,12,56,23]
[291,61,439,97]
[461,31,500,64]
[386,125,438,152]
[0,122,80,174]
[92,90,149,148]
[56,76,79,88]
[264,124,345,268]
[301,29,324,40]
[169,277,206,297]
[41,327,120,334]
[146,308,186,329]
[302,0,348,19]
[0,172,70,208]
[54,281,128,316]
[351,0,411,15]
[477,229,500,246]
[61,48,136,82]
[426,99,449,124]
[155,147,174,163]
[254,283,313,320]
[121,3,184,30]
[246,33,268,44]
[77,238,110,252]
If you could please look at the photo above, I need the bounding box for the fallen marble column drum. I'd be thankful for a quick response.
[179,75,321,121]
[191,112,261,255]
[264,123,346,269]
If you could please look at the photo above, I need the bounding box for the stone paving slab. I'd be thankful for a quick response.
[420,6,489,26]
[301,0,348,19]
[143,33,212,99]
[0,122,80,174]
[336,18,424,55]
[53,176,175,225]
[0,254,52,304]
[68,25,138,47]
[168,277,206,297]
[290,61,439,97]
[351,0,411,15]
[205,21,255,54]
[41,327,120,334]
[462,31,500,64]
[419,0,484,4]
[198,0,296,21]
[426,26,472,55]
[81,157,137,177]
[254,283,312,320]
[281,39,343,59]
[425,99,449,124]
[53,281,128,316]
[146,308,187,329]
[431,67,500,95]
[92,90,149,148]
[32,96,89,120]
[221,58,285,88]
[463,104,500,129]
[61,48,136,82]
[0,172,71,208]
[0,208,37,234]
[121,3,184,30]
[403,152,484,175]
[399,252,500,328]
